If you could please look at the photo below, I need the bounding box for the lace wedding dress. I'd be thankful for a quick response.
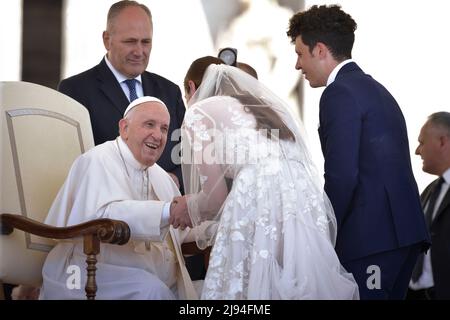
[182,65,359,300]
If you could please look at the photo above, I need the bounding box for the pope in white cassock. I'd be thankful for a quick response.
[40,96,198,299]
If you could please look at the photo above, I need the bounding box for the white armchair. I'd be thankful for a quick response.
[0,81,130,300]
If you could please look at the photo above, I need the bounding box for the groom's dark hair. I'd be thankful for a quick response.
[287,4,357,61]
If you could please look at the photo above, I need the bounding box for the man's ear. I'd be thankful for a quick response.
[102,31,110,51]
[118,118,128,140]
[315,42,329,59]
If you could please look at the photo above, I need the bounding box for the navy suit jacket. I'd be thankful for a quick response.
[423,178,450,299]
[318,62,430,262]
[58,58,185,189]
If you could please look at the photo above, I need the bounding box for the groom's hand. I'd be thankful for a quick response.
[169,196,192,230]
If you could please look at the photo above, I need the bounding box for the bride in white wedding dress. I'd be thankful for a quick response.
[179,56,359,300]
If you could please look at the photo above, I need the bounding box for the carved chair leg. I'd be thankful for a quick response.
[83,234,100,300]
[85,254,98,300]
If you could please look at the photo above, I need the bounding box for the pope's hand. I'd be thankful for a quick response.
[169,195,192,230]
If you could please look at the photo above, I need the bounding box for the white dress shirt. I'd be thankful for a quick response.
[104,55,144,101]
[326,59,354,87]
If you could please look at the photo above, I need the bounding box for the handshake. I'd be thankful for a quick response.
[169,195,193,230]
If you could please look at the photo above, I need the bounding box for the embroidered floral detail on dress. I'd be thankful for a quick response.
[259,250,269,259]
[231,231,245,241]
[184,97,351,300]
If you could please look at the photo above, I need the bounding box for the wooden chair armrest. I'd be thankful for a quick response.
[1,213,130,245]
[1,213,130,299]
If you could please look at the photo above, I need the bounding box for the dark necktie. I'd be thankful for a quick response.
[411,177,445,282]
[124,79,138,102]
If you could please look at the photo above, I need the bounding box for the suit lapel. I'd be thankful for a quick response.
[420,183,433,206]
[421,180,436,227]
[141,73,154,95]
[96,59,130,115]
[434,188,450,223]
[141,73,165,102]
[422,178,450,225]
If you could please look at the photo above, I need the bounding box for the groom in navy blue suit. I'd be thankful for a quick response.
[287,5,430,299]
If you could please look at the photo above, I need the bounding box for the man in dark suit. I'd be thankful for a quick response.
[408,112,450,300]
[287,4,430,299]
[58,0,184,191]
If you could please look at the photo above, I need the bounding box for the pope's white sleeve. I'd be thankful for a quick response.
[102,200,165,240]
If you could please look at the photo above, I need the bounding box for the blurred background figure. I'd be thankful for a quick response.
[215,0,302,122]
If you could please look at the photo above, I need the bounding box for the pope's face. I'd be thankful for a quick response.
[103,6,152,78]
[120,102,170,167]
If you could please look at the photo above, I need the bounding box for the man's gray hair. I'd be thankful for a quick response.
[428,111,450,136]
[107,0,152,31]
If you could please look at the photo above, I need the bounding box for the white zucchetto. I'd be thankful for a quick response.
[123,96,168,118]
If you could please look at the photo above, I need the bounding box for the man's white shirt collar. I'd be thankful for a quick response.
[105,55,142,84]
[442,168,450,185]
[326,59,354,87]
